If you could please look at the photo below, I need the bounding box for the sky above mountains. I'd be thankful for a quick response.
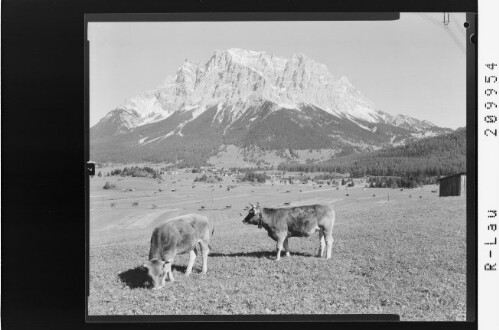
[88,13,466,129]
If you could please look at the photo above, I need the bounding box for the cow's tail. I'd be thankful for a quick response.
[196,226,215,253]
[208,226,215,250]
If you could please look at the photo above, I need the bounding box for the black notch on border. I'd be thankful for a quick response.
[86,162,95,176]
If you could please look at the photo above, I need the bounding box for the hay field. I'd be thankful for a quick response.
[88,172,466,320]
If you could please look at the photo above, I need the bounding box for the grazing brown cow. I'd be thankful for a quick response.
[142,214,214,289]
[242,203,335,260]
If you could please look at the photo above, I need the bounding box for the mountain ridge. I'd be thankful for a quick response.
[90,48,453,165]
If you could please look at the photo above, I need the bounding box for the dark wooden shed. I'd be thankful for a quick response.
[438,173,466,197]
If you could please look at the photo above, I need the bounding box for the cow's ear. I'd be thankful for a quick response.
[142,263,149,270]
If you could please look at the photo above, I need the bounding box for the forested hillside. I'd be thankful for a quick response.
[278,128,466,179]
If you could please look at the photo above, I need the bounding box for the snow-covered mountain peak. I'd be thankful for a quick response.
[227,48,265,60]
[95,48,445,137]
[421,119,436,127]
[176,59,200,73]
[337,76,353,87]
[390,114,440,131]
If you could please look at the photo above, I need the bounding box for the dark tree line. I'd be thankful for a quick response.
[278,129,466,180]
[193,174,223,183]
[108,166,162,179]
[366,176,436,188]
[240,171,271,183]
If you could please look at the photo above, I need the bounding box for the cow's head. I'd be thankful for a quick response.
[142,258,171,289]
[242,202,263,228]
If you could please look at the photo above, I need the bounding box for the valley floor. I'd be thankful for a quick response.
[88,173,466,320]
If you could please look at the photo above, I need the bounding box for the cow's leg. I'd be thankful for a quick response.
[276,235,286,261]
[168,271,175,282]
[185,250,197,276]
[317,230,326,258]
[325,233,334,259]
[164,261,174,282]
[160,264,169,287]
[199,241,209,273]
[283,237,291,257]
[160,272,167,287]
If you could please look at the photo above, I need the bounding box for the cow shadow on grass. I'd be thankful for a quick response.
[209,251,314,259]
[118,265,188,289]
[118,267,152,289]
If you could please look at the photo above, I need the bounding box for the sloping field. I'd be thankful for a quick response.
[88,174,466,320]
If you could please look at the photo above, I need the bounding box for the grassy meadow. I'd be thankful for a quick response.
[88,170,466,320]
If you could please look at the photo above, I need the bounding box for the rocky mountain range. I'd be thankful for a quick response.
[90,48,452,165]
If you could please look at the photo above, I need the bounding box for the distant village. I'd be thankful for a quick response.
[93,158,466,201]
[155,166,367,187]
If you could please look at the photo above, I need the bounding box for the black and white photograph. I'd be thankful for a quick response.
[87,13,468,320]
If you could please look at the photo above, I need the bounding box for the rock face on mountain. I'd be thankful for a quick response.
[90,48,452,164]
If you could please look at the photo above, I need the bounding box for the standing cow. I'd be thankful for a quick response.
[142,214,214,289]
[242,203,335,260]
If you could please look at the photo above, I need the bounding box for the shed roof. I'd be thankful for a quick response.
[438,172,466,182]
